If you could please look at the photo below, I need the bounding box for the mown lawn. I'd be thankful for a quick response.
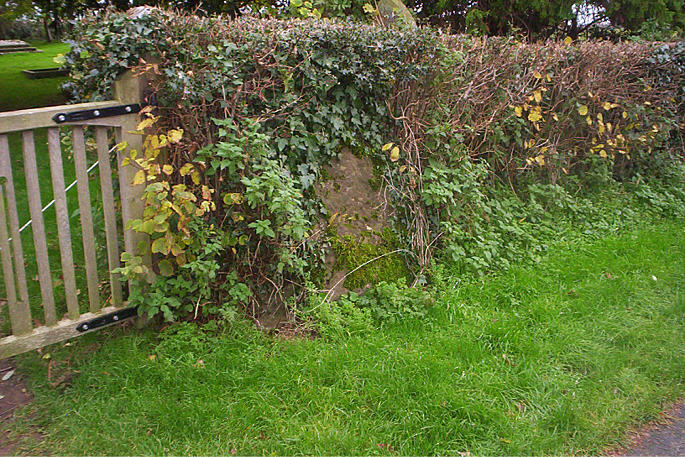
[5,220,684,455]
[0,40,114,332]
[0,41,69,112]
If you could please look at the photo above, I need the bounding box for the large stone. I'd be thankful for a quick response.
[376,0,417,28]
[316,149,402,300]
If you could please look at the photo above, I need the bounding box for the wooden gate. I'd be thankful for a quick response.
[0,71,149,359]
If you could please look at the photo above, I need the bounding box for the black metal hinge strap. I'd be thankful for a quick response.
[52,103,143,124]
[76,307,138,332]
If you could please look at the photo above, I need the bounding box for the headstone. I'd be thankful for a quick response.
[376,0,417,28]
[0,40,40,55]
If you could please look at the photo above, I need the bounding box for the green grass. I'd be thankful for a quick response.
[0,130,112,335]
[6,220,684,455]
[0,40,117,331]
[0,41,70,112]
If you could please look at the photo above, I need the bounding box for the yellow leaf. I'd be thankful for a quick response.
[586,116,592,126]
[535,155,545,165]
[552,113,559,121]
[132,170,146,185]
[597,112,603,122]
[382,142,393,151]
[162,164,173,175]
[149,135,160,150]
[599,150,607,158]
[622,111,628,119]
[136,116,157,131]
[514,106,522,117]
[362,2,375,13]
[390,146,400,162]
[167,129,183,143]
[191,171,201,185]
[179,163,194,176]
[578,105,588,116]
[528,110,542,122]
[607,122,612,132]
[533,71,542,79]
[534,90,542,103]
[563,36,572,45]
[546,73,552,82]
[602,102,612,111]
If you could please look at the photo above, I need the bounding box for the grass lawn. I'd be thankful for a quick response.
[0,41,70,112]
[0,39,117,332]
[5,220,684,455]
[0,130,111,335]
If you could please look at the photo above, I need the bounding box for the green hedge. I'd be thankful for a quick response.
[64,9,684,321]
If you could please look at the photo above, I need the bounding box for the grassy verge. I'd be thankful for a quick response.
[5,219,683,455]
[0,41,69,112]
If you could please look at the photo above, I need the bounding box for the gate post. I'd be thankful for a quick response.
[113,70,152,277]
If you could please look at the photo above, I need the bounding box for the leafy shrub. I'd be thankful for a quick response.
[67,9,684,324]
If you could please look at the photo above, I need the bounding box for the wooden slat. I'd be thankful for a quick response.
[22,130,56,326]
[0,134,29,305]
[47,128,80,320]
[95,127,123,307]
[0,101,125,134]
[0,183,32,336]
[72,127,101,312]
[0,305,131,359]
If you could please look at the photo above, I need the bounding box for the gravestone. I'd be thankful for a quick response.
[376,0,417,28]
[0,40,39,55]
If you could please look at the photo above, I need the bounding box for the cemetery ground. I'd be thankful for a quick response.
[1,42,684,455]
[0,41,69,112]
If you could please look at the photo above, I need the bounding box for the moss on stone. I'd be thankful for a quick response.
[329,227,410,290]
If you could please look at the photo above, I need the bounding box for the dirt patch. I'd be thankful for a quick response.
[606,400,685,456]
[0,360,31,422]
[0,359,43,456]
